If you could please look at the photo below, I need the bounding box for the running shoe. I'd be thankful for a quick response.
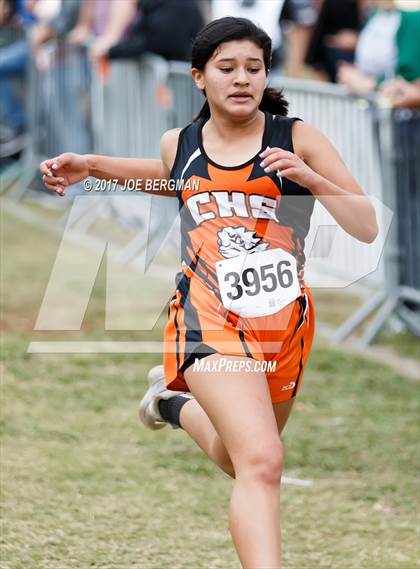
[138,365,193,430]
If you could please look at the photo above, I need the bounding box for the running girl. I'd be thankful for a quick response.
[40,17,378,569]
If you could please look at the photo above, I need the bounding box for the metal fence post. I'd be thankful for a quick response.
[334,104,420,345]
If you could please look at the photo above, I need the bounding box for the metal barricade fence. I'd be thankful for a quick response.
[88,54,181,261]
[24,40,91,159]
[166,60,204,128]
[380,108,420,336]
[334,104,420,344]
[40,41,92,158]
[91,54,169,158]
[5,40,92,201]
[393,109,420,292]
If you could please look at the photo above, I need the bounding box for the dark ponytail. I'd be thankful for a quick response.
[191,17,288,121]
[259,87,288,116]
[194,100,211,122]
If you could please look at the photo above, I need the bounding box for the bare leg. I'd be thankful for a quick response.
[179,398,235,478]
[184,354,284,569]
[179,395,295,480]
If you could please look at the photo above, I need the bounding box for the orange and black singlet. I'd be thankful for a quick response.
[163,112,317,403]
[171,111,315,293]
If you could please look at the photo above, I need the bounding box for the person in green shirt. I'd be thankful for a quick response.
[337,0,419,108]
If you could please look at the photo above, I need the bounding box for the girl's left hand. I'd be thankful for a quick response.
[259,147,319,189]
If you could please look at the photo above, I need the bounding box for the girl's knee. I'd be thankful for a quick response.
[235,442,284,485]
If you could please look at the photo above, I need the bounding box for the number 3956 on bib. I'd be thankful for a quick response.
[216,247,301,318]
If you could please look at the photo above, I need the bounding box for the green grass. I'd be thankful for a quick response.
[376,330,420,361]
[1,209,419,568]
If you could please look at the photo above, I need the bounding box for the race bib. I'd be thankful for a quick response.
[216,247,300,318]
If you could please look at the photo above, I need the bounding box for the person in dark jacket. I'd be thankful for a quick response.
[108,0,204,61]
[305,0,362,82]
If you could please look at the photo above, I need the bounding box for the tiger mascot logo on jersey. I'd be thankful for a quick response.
[217,226,269,259]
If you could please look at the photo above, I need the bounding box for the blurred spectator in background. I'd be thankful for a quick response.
[211,0,285,71]
[68,0,138,62]
[29,0,81,64]
[337,0,420,108]
[25,0,98,157]
[280,0,319,77]
[379,77,420,109]
[107,0,204,62]
[16,0,35,24]
[305,0,362,82]
[0,0,28,159]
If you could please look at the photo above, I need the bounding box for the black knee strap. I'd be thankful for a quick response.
[158,395,191,429]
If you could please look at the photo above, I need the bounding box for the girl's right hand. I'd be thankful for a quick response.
[39,153,90,196]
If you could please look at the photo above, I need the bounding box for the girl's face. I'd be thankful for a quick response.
[192,39,267,119]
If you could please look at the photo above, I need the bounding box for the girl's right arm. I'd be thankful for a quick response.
[39,128,181,198]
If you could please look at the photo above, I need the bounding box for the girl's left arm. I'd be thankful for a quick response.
[260,121,379,243]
